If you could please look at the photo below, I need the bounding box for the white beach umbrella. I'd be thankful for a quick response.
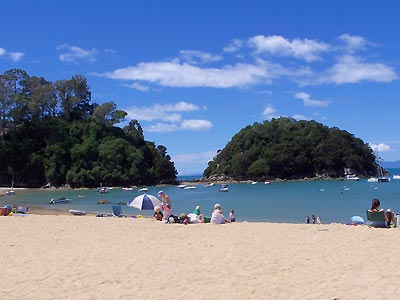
[127,194,161,210]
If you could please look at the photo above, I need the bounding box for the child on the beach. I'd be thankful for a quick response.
[229,209,235,222]
[153,206,163,221]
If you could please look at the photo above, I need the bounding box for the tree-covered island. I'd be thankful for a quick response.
[0,69,177,188]
[204,117,377,181]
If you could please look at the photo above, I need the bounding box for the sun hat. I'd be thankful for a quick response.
[158,190,164,196]
[214,203,221,209]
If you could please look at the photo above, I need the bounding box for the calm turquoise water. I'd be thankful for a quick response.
[2,169,400,224]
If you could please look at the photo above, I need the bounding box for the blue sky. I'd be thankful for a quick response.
[1,1,400,174]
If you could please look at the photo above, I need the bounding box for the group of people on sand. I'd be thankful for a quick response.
[305,214,321,224]
[153,190,235,224]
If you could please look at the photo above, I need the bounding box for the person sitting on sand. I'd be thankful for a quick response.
[153,206,163,221]
[210,203,229,224]
[369,198,396,228]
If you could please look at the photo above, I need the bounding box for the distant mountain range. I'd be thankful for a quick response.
[382,161,400,168]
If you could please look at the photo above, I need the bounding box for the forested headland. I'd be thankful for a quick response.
[204,117,377,181]
[0,69,177,188]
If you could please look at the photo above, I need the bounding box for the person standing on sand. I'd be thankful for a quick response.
[306,216,310,224]
[229,209,235,222]
[158,190,172,220]
[312,215,316,224]
[317,216,321,224]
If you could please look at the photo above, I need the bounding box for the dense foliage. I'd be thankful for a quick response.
[204,117,377,180]
[0,69,177,188]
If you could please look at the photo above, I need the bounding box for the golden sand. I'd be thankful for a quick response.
[1,214,399,300]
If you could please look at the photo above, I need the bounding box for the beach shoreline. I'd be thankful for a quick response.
[1,214,399,300]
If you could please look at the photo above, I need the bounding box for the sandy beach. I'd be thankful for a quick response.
[1,214,400,300]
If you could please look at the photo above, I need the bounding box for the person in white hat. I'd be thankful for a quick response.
[210,203,229,224]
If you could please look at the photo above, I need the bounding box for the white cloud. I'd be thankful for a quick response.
[248,35,330,62]
[294,92,331,107]
[146,123,179,132]
[291,114,308,120]
[180,50,222,64]
[339,34,369,52]
[126,101,201,122]
[369,143,392,153]
[125,82,150,91]
[223,39,244,53]
[126,101,212,132]
[103,60,275,88]
[0,47,24,62]
[262,104,277,116]
[181,119,212,130]
[8,52,24,62]
[145,119,212,132]
[319,55,397,84]
[57,44,97,64]
[101,34,397,89]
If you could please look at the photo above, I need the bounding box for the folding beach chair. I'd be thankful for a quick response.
[16,206,29,214]
[112,205,126,218]
[366,210,387,228]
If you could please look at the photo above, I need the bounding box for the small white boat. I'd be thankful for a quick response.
[343,186,350,191]
[368,177,390,183]
[264,181,270,184]
[69,209,86,216]
[138,187,148,192]
[49,197,71,205]
[184,186,196,190]
[122,187,133,191]
[393,175,400,180]
[6,178,15,195]
[5,189,15,196]
[97,187,109,194]
[251,181,257,185]
[177,184,187,189]
[220,184,229,192]
[204,182,214,187]
[344,174,360,181]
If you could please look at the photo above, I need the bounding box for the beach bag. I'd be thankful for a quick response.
[168,215,181,223]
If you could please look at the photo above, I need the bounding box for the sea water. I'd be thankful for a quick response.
[2,168,400,224]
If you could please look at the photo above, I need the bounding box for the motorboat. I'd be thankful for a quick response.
[122,187,133,191]
[251,181,257,185]
[204,182,214,187]
[184,186,196,190]
[177,184,187,189]
[367,177,378,183]
[49,197,71,205]
[344,174,360,181]
[393,175,400,180]
[138,187,148,192]
[5,189,15,196]
[219,184,229,192]
[69,209,86,216]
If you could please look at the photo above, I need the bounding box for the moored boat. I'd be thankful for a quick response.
[344,174,360,181]
[220,184,229,192]
[49,197,71,205]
